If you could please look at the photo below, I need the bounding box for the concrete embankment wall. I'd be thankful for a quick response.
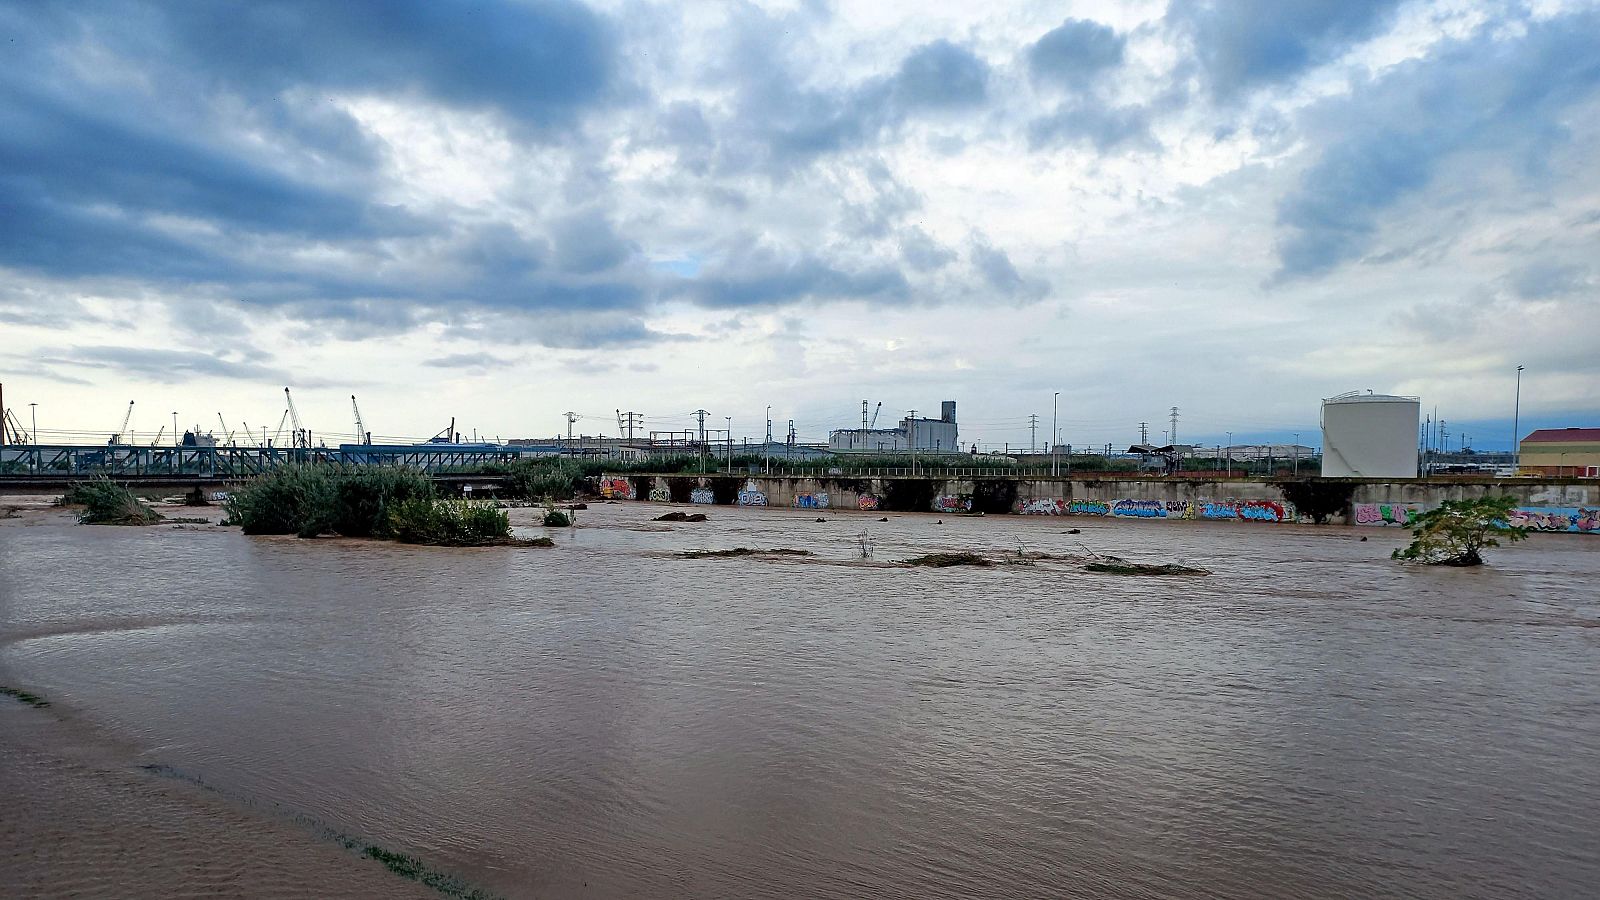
[602,474,1599,534]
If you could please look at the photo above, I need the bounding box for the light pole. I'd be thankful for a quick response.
[1051,392,1059,477]
[725,416,732,472]
[764,406,771,475]
[1293,432,1300,477]
[1225,431,1232,477]
[29,402,38,474]
[172,411,179,447]
[1513,364,1524,472]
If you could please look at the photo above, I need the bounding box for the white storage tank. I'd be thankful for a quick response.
[1320,391,1420,478]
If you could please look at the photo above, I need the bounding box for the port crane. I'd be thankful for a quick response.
[283,388,308,449]
[216,413,234,446]
[149,425,166,446]
[351,395,369,445]
[108,401,134,445]
[3,408,29,444]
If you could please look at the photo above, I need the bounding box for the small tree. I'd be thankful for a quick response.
[1392,495,1528,566]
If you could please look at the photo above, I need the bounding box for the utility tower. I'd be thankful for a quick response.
[1139,422,1149,445]
[616,410,643,441]
[1028,413,1039,452]
[1168,407,1180,445]
[563,412,578,444]
[694,409,708,444]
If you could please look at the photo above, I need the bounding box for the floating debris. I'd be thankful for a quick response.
[655,512,709,522]
[677,547,812,559]
[903,552,991,568]
[1083,561,1210,576]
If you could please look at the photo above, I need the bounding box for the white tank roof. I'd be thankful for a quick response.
[1323,391,1420,404]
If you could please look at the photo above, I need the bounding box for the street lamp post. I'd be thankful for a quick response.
[725,416,732,473]
[172,411,179,447]
[1051,392,1059,477]
[29,402,38,474]
[764,406,771,475]
[1293,432,1300,477]
[1225,431,1232,477]
[1513,364,1524,472]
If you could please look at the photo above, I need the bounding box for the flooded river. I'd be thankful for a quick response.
[2,501,1598,898]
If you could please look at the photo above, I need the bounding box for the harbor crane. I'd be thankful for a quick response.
[351,395,369,445]
[150,425,166,446]
[272,410,289,448]
[869,402,882,428]
[3,408,29,444]
[216,413,234,446]
[284,387,307,449]
[108,401,134,445]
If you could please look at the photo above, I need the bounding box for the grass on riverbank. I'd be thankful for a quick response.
[1,685,50,708]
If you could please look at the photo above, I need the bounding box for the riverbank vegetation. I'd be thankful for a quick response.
[61,479,163,525]
[1392,495,1527,566]
[224,465,526,546]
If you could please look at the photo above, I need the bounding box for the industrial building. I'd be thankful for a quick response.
[1320,391,1420,478]
[1518,428,1600,477]
[829,401,960,454]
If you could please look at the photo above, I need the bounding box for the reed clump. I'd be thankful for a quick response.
[61,478,164,526]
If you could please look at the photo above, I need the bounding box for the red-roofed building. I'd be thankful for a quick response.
[1519,428,1600,477]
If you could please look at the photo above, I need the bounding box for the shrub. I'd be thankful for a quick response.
[223,464,335,536]
[542,506,572,527]
[63,478,163,526]
[387,498,511,546]
[1392,495,1528,566]
[332,468,434,537]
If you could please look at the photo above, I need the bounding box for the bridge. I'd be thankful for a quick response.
[0,443,526,492]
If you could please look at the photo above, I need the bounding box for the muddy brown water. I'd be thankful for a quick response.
[2,502,1598,898]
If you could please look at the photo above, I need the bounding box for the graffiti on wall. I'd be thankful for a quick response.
[932,495,973,513]
[857,494,881,511]
[600,478,633,500]
[794,492,830,510]
[690,488,715,504]
[1070,500,1111,516]
[1112,499,1165,518]
[1165,500,1197,520]
[1510,507,1600,533]
[648,486,670,503]
[1016,498,1067,515]
[1354,503,1420,526]
[737,481,768,507]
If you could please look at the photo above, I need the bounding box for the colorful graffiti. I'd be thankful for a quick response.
[1016,498,1068,515]
[1164,500,1197,520]
[794,491,830,510]
[648,486,670,503]
[1070,500,1111,516]
[857,494,881,511]
[690,488,715,504]
[600,478,633,500]
[932,494,973,513]
[737,481,767,507]
[1112,499,1165,518]
[1510,507,1600,533]
[1354,503,1420,526]
[1238,500,1290,522]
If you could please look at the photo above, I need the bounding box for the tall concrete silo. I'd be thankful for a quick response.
[1320,391,1420,478]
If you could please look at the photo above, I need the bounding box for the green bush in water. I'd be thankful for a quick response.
[332,468,435,537]
[224,464,436,538]
[224,464,334,536]
[386,498,511,546]
[63,478,163,525]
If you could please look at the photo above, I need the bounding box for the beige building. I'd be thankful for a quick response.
[1519,428,1600,477]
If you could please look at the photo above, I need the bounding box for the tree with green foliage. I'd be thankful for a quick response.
[1391,495,1528,566]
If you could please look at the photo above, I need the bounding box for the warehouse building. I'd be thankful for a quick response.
[1518,428,1600,477]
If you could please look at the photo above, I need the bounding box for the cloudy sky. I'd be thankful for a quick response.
[3,0,1596,451]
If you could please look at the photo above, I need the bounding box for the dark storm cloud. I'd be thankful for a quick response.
[970,238,1049,302]
[1028,19,1126,89]
[1167,0,1405,100]
[1273,11,1600,280]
